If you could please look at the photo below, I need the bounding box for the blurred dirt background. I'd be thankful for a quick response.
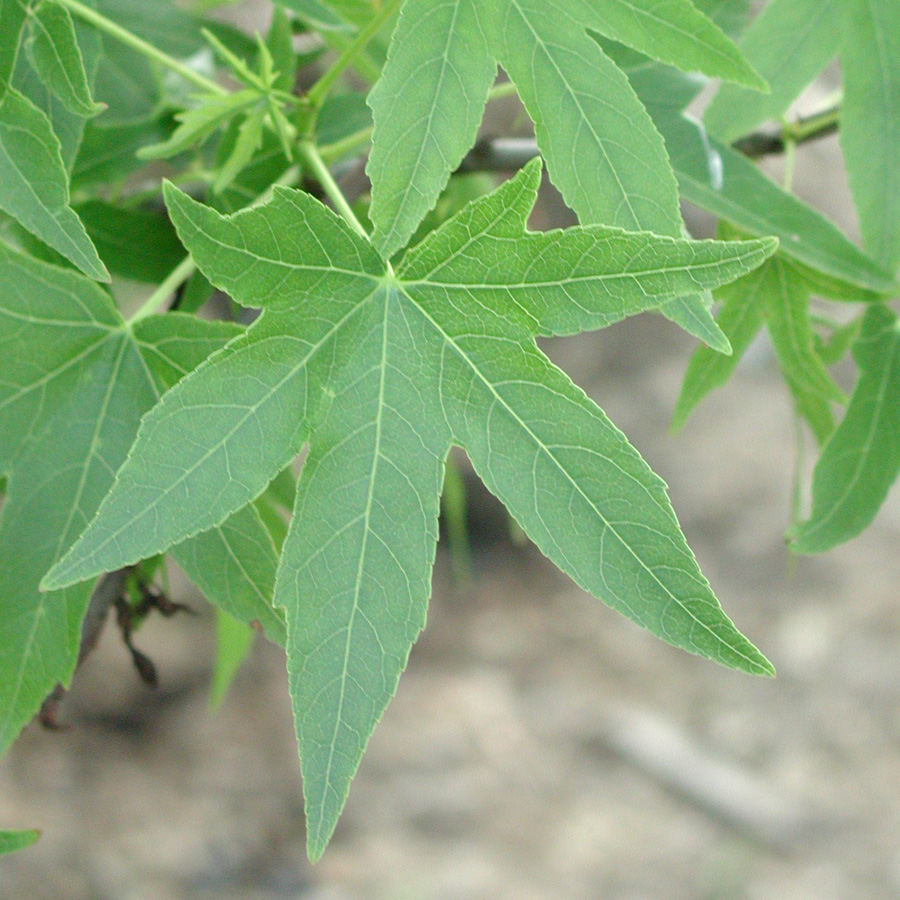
[3,7,900,899]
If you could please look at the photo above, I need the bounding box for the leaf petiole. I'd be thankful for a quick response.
[298,141,369,240]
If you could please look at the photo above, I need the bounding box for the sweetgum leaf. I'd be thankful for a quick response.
[702,0,900,275]
[615,35,900,295]
[25,0,104,118]
[0,247,281,754]
[793,306,900,553]
[0,88,107,281]
[14,1,103,173]
[46,160,776,858]
[840,0,900,273]
[674,257,842,443]
[368,0,764,260]
[0,0,28,87]
[704,0,845,142]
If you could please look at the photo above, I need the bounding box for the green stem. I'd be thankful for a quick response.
[786,91,843,143]
[783,133,796,193]
[57,0,226,95]
[487,80,518,102]
[299,141,369,240]
[319,125,374,163]
[306,0,403,109]
[129,255,198,324]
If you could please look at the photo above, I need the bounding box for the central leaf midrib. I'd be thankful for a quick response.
[313,287,391,847]
[403,245,765,291]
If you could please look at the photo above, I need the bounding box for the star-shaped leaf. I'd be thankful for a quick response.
[46,159,776,857]
[0,246,282,755]
[367,0,766,260]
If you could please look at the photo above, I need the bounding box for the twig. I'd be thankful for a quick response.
[37,568,133,728]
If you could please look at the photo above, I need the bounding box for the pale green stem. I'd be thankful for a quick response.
[299,141,369,240]
[319,125,374,163]
[57,0,227,95]
[783,135,796,192]
[487,80,518,102]
[785,91,843,143]
[305,0,404,109]
[129,255,198,324]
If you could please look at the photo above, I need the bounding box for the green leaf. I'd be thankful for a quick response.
[673,264,768,430]
[74,200,184,283]
[814,317,861,367]
[213,105,266,194]
[765,259,844,405]
[171,503,285,645]
[71,116,169,188]
[91,40,160,125]
[14,4,103,172]
[704,0,844,142]
[0,88,107,281]
[46,161,775,858]
[369,0,729,349]
[367,0,496,258]
[0,246,274,755]
[793,305,900,553]
[209,609,255,710]
[695,0,751,39]
[608,32,900,297]
[764,259,843,444]
[840,0,900,273]
[0,829,40,857]
[579,0,766,91]
[276,0,355,31]
[25,0,104,117]
[674,256,842,442]
[94,0,204,57]
[0,0,29,88]
[368,0,766,258]
[137,90,260,161]
[658,111,900,295]
[317,92,372,149]
[265,4,296,94]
